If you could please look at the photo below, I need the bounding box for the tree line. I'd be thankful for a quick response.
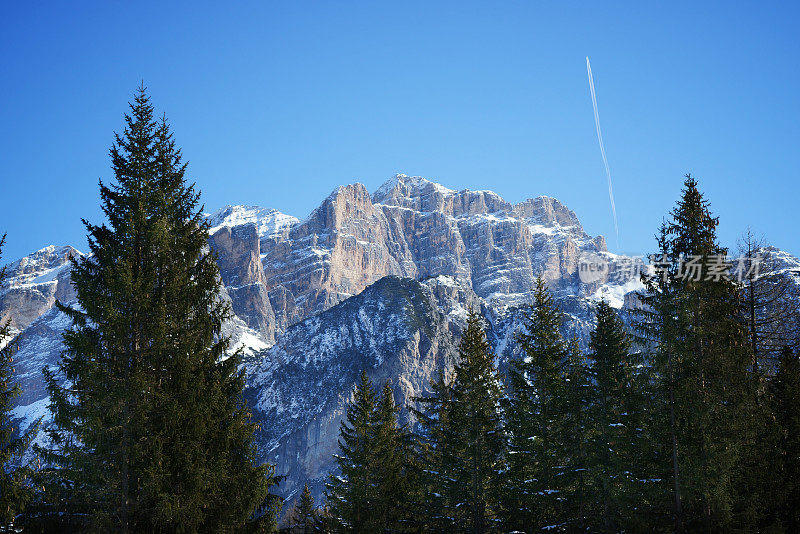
[1,89,799,532]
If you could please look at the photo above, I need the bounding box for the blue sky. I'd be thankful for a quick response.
[1,2,798,261]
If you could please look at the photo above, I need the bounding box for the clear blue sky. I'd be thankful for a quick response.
[2,2,798,262]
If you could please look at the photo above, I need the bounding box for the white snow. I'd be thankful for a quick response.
[231,329,271,356]
[590,277,645,309]
[527,223,556,236]
[2,245,82,291]
[206,205,298,238]
[372,173,456,200]
[11,397,51,431]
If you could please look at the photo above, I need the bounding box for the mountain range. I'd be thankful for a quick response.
[3,173,798,504]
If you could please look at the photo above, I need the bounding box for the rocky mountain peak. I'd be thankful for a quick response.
[207,205,298,240]
[3,245,80,282]
[373,174,512,217]
[372,173,456,209]
[0,245,81,330]
[302,182,376,232]
[513,196,582,230]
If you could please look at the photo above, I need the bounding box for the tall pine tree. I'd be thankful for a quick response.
[560,334,592,531]
[583,300,656,532]
[635,175,753,531]
[372,380,418,532]
[770,346,800,530]
[412,312,505,533]
[410,367,454,532]
[325,371,380,533]
[502,278,572,532]
[0,235,41,528]
[34,87,278,531]
[326,373,414,533]
[290,483,319,534]
[446,312,505,533]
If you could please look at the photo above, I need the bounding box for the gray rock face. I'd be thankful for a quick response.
[244,275,473,501]
[258,183,414,323]
[0,245,80,331]
[206,174,618,344]
[209,224,277,342]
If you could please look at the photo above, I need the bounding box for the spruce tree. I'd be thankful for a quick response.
[502,278,572,531]
[409,367,454,532]
[325,371,379,533]
[412,312,505,533]
[444,311,505,533]
[770,346,800,530]
[290,483,318,534]
[34,87,278,531]
[583,300,653,532]
[372,380,417,532]
[0,235,41,527]
[560,335,592,531]
[635,175,753,531]
[326,373,415,533]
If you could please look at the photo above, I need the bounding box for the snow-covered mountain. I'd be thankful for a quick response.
[203,174,634,345]
[7,173,794,503]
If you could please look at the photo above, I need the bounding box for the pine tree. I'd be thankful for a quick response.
[502,278,572,531]
[0,235,41,527]
[770,346,800,530]
[326,373,416,533]
[412,312,505,533]
[560,334,592,531]
[635,175,753,531]
[446,312,505,533]
[33,87,278,531]
[290,484,318,534]
[372,380,418,532]
[583,300,652,532]
[325,371,379,533]
[409,367,454,532]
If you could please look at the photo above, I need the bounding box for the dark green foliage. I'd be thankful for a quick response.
[326,371,378,532]
[290,484,318,534]
[372,380,419,531]
[582,300,659,532]
[635,175,754,531]
[770,347,800,530]
[33,87,278,532]
[413,311,505,533]
[446,311,505,532]
[0,235,41,527]
[409,367,453,532]
[325,372,412,533]
[558,335,593,530]
[502,278,573,531]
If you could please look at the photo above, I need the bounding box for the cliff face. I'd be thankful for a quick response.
[206,174,618,347]
[0,245,80,332]
[244,276,471,500]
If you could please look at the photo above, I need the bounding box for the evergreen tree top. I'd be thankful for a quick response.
[667,174,725,259]
[514,277,569,378]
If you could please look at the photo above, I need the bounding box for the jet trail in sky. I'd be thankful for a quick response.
[586,56,619,247]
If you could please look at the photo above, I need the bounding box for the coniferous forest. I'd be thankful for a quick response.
[1,89,799,533]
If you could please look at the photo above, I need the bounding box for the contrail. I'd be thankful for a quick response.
[586,56,619,247]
